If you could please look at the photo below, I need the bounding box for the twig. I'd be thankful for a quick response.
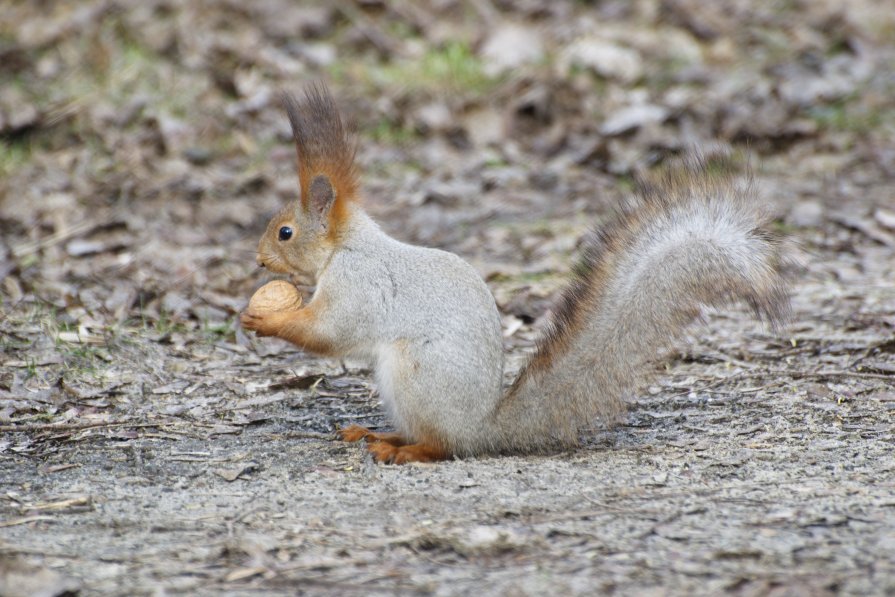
[670,368,893,388]
[0,547,80,558]
[10,219,99,258]
[0,420,173,434]
[23,496,91,512]
[766,369,893,381]
[38,463,82,474]
[283,430,336,440]
[0,515,56,527]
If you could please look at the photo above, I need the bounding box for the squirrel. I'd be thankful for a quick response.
[240,84,790,464]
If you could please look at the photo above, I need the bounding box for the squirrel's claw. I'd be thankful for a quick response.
[240,309,277,337]
[339,425,370,443]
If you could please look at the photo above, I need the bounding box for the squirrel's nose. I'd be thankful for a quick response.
[256,256,266,268]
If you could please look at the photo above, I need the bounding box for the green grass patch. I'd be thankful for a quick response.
[489,270,561,284]
[366,117,419,144]
[805,94,890,135]
[59,343,108,379]
[335,41,500,98]
[200,317,237,344]
[0,138,33,178]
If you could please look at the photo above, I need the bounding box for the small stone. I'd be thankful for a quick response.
[600,104,669,136]
[416,102,453,133]
[0,87,39,133]
[874,208,895,231]
[66,239,106,257]
[462,107,504,147]
[787,200,824,229]
[562,37,643,83]
[183,147,212,165]
[299,43,336,68]
[480,23,545,76]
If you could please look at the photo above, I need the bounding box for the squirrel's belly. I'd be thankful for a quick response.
[372,336,501,453]
[373,341,406,435]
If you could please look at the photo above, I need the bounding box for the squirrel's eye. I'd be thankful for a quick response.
[278,226,293,241]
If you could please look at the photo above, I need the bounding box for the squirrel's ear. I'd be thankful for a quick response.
[307,174,336,225]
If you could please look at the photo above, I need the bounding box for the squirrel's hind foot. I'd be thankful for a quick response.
[340,425,449,463]
[367,441,448,464]
[339,424,406,446]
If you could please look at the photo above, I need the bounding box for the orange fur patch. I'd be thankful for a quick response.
[274,297,339,357]
[367,441,449,464]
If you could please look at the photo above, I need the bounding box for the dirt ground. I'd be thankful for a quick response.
[1,1,894,595]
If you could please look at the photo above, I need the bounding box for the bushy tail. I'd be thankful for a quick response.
[493,153,790,453]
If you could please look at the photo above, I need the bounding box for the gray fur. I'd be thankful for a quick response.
[311,210,505,456]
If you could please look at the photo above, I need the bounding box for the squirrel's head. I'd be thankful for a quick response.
[256,175,342,283]
[256,84,358,284]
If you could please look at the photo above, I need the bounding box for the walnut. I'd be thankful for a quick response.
[248,280,303,312]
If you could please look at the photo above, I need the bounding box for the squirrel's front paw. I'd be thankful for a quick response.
[240,309,282,337]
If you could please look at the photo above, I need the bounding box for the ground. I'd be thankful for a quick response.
[1,1,894,595]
